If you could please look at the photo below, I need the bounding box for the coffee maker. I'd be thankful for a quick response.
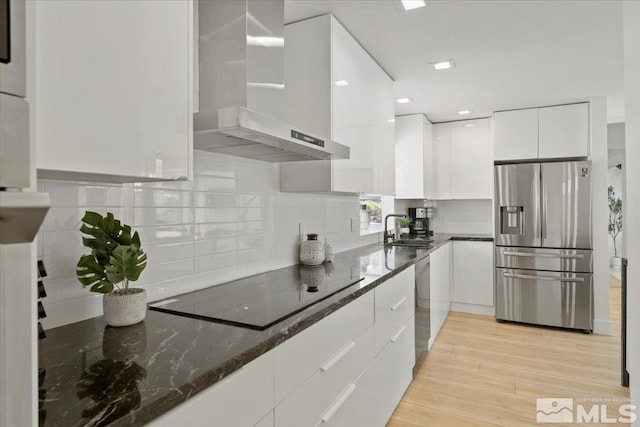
[408,207,434,237]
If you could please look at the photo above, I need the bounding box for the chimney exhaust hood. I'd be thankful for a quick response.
[194,0,350,162]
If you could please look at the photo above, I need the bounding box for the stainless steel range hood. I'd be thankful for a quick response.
[194,0,349,162]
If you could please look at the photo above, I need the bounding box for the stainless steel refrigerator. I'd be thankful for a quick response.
[494,161,593,332]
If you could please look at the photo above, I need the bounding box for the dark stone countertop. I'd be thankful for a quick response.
[38,234,492,426]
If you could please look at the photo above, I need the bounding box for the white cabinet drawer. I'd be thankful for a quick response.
[329,317,415,427]
[275,325,374,427]
[147,351,274,427]
[374,267,415,355]
[274,291,374,403]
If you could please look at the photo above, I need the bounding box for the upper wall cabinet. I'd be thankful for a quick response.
[281,15,395,195]
[493,103,589,162]
[35,0,194,182]
[395,114,434,200]
[432,118,492,200]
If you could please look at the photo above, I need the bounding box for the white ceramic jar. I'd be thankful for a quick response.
[300,233,325,266]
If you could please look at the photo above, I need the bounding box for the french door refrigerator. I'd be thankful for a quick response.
[494,161,593,332]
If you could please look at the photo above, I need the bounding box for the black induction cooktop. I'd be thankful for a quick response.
[149,263,364,331]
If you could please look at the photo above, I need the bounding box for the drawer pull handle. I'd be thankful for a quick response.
[503,272,585,282]
[320,383,356,423]
[503,251,584,259]
[391,325,407,343]
[321,341,356,372]
[390,297,407,311]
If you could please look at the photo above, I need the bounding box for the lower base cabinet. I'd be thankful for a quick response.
[326,317,415,427]
[147,351,274,427]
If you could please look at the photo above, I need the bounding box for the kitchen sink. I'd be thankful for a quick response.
[386,239,436,249]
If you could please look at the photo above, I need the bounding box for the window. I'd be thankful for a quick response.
[359,195,394,235]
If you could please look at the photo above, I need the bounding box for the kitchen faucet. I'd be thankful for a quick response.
[384,214,406,245]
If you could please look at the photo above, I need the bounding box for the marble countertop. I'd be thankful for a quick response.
[38,234,492,426]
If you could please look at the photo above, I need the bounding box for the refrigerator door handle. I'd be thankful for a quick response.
[503,272,585,282]
[503,251,585,260]
[540,164,546,242]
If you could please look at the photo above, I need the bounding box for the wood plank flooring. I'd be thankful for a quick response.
[389,276,629,426]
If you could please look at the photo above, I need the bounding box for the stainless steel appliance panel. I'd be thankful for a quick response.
[495,268,593,330]
[495,163,541,247]
[414,255,430,375]
[541,161,592,249]
[495,247,593,273]
[0,0,26,97]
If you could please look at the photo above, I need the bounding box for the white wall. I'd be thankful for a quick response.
[623,2,640,422]
[394,199,493,235]
[38,150,379,328]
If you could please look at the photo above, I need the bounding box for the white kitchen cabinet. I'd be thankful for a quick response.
[395,114,434,199]
[493,108,539,161]
[432,118,491,199]
[451,241,494,315]
[430,242,451,347]
[147,351,274,427]
[274,292,374,404]
[274,326,374,427]
[374,266,414,355]
[35,0,193,182]
[538,103,589,159]
[433,123,452,199]
[328,317,415,427]
[493,103,589,161]
[281,14,395,195]
[450,119,492,199]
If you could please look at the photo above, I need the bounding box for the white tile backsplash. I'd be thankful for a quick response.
[394,198,493,235]
[38,150,379,328]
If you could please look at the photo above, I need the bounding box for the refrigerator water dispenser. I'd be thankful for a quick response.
[500,206,524,235]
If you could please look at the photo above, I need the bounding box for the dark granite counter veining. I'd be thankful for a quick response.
[38,235,492,426]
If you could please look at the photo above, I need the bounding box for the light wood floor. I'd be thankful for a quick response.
[390,276,629,426]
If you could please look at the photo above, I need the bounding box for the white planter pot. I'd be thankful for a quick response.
[400,227,410,235]
[103,288,147,327]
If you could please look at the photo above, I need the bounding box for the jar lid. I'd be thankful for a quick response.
[307,233,318,240]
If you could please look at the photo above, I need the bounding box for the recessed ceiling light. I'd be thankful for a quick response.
[465,123,474,127]
[335,80,349,86]
[388,119,396,123]
[401,0,426,11]
[431,59,455,71]
[396,97,413,104]
[458,110,471,115]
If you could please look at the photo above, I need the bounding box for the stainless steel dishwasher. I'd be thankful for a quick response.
[414,255,430,376]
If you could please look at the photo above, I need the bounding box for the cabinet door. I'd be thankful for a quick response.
[452,241,494,307]
[429,242,451,347]
[450,118,491,199]
[538,103,589,159]
[493,108,538,161]
[331,17,375,194]
[395,114,425,199]
[432,123,452,199]
[35,0,193,182]
[423,120,435,199]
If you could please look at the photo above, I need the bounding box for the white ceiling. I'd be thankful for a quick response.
[285,0,624,123]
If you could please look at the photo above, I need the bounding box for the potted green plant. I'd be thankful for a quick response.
[76,211,148,327]
[608,186,623,267]
[398,216,412,235]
